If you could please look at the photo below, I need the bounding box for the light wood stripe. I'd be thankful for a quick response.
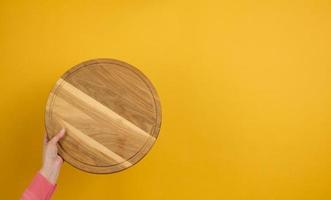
[56,78,155,140]
[61,119,132,168]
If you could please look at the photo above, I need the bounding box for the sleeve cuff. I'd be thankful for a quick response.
[27,172,57,199]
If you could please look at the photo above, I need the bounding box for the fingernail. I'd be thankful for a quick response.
[60,128,66,133]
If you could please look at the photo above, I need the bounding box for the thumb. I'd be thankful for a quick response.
[50,128,66,144]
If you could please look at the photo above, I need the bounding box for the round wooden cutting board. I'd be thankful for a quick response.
[45,58,162,174]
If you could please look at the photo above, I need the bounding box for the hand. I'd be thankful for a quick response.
[40,128,66,184]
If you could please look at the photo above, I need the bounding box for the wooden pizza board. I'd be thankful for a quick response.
[45,58,162,174]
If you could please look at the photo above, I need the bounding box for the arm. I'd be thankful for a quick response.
[21,129,66,200]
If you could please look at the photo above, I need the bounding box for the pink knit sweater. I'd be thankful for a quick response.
[21,172,57,200]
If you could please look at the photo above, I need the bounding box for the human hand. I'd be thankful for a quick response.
[40,128,66,184]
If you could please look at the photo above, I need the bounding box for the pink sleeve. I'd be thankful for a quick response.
[21,172,57,200]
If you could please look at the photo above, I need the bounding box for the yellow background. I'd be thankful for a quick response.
[1,0,331,199]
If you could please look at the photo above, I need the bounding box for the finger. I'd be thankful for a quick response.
[55,156,64,166]
[50,128,66,144]
[43,133,49,146]
[43,133,49,147]
[42,133,48,161]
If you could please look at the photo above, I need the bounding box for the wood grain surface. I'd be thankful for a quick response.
[45,58,161,174]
